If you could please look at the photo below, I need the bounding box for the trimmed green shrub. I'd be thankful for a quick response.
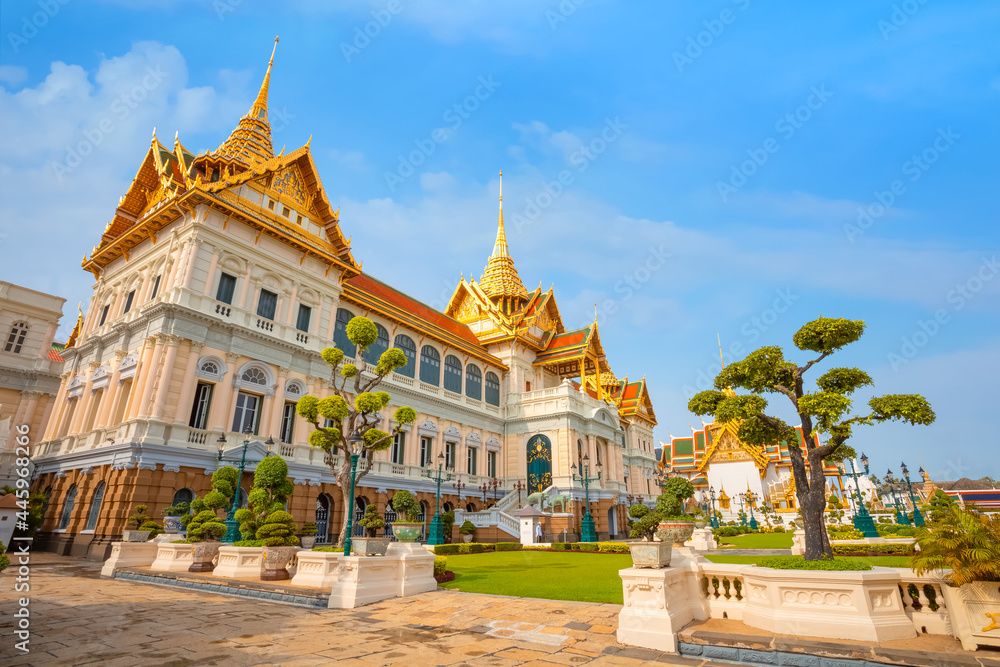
[233,539,264,547]
[459,520,476,536]
[434,556,448,576]
[572,542,598,552]
[758,555,873,571]
[391,490,420,522]
[551,542,572,550]
[186,509,227,541]
[236,456,297,546]
[357,505,385,537]
[312,546,343,552]
[257,510,299,547]
[469,543,486,554]
[597,542,631,553]
[832,543,914,556]
[301,522,318,536]
[494,542,523,551]
[457,544,471,554]
[434,544,460,555]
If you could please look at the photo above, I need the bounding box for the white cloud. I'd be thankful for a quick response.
[330,148,367,172]
[0,65,28,86]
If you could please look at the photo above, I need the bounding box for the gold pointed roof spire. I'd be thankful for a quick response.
[212,36,278,167]
[64,304,83,349]
[480,170,528,301]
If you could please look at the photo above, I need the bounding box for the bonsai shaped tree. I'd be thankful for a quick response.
[911,504,1000,586]
[442,509,456,539]
[658,477,695,518]
[295,315,417,546]
[391,490,421,523]
[161,501,190,518]
[628,504,659,541]
[923,489,958,524]
[234,456,297,547]
[688,317,935,560]
[459,520,476,537]
[357,505,385,537]
[185,466,238,542]
[127,505,162,538]
[301,522,319,537]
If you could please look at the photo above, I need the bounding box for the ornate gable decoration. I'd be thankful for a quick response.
[271,164,306,206]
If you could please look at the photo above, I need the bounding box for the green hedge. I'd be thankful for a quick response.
[571,542,598,552]
[758,556,873,571]
[312,546,343,552]
[550,543,572,550]
[434,544,460,554]
[597,542,631,553]
[494,542,523,551]
[434,556,447,576]
[832,543,914,556]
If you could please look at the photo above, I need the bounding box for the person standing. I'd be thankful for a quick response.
[535,523,543,543]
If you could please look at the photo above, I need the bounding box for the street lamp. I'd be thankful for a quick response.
[216,428,276,543]
[479,481,490,503]
[886,469,910,525]
[900,462,925,527]
[512,480,525,507]
[424,452,452,546]
[571,454,602,542]
[342,430,364,557]
[846,454,878,537]
[708,487,720,529]
[454,480,466,499]
[743,491,759,531]
[737,495,747,526]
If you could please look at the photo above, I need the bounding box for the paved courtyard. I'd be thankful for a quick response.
[1,553,717,666]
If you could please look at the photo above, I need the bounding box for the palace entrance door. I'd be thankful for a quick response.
[527,434,552,493]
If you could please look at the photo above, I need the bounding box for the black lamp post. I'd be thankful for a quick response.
[342,430,364,557]
[571,454,602,542]
[217,427,275,543]
[846,453,878,537]
[900,462,925,527]
[424,452,451,546]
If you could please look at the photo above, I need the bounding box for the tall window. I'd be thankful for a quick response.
[485,372,500,406]
[188,382,213,429]
[420,436,432,468]
[150,275,162,300]
[232,392,261,434]
[85,482,105,531]
[333,308,355,356]
[443,355,462,393]
[296,304,311,332]
[465,364,482,401]
[367,324,389,363]
[256,289,277,320]
[394,334,416,377]
[171,488,195,506]
[216,272,237,304]
[488,450,497,479]
[98,304,109,327]
[577,439,584,465]
[5,322,28,354]
[445,442,456,470]
[279,402,296,443]
[390,432,405,465]
[58,484,77,530]
[419,345,440,386]
[467,447,477,475]
[123,289,136,314]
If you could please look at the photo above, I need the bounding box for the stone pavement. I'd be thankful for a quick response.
[0,553,723,666]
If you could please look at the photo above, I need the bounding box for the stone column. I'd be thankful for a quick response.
[172,341,204,424]
[202,248,220,295]
[14,390,42,430]
[237,262,255,312]
[263,367,289,438]
[136,265,154,305]
[69,362,101,435]
[95,350,128,429]
[44,372,74,441]
[135,336,166,419]
[286,286,299,327]
[209,353,240,432]
[149,335,181,419]
[109,284,125,321]
[180,239,201,290]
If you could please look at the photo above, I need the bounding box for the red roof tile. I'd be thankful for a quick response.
[49,349,65,363]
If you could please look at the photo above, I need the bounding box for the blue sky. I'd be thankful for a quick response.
[2,1,998,479]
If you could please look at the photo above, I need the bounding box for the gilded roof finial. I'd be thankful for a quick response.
[717,330,725,369]
[479,169,528,302]
[212,37,278,167]
[64,303,83,349]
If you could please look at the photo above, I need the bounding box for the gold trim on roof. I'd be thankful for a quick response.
[479,171,528,302]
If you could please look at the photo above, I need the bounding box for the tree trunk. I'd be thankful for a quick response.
[789,440,833,560]
[332,455,370,547]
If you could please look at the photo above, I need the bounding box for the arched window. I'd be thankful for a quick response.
[5,321,29,354]
[419,345,440,386]
[200,360,219,375]
[443,355,462,393]
[171,488,195,507]
[366,323,390,364]
[465,364,482,401]
[443,501,454,513]
[58,484,77,530]
[85,482,105,531]
[485,372,500,406]
[241,367,268,386]
[394,335,416,378]
[333,308,355,356]
[465,502,477,512]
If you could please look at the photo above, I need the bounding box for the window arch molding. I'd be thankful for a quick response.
[333,307,356,356]
[465,363,482,400]
[419,345,441,386]
[233,361,276,397]
[393,334,416,377]
[5,321,30,354]
[443,355,462,393]
[284,378,307,400]
[484,371,501,406]
[195,355,228,382]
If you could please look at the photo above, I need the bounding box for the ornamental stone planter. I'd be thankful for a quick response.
[100,541,158,577]
[462,534,474,543]
[188,541,221,573]
[353,537,391,556]
[122,529,151,542]
[940,581,1000,650]
[657,521,695,546]
[290,550,341,588]
[162,517,182,534]
[213,546,264,578]
[739,565,916,642]
[299,536,317,549]
[791,529,806,556]
[329,542,437,609]
[392,522,423,543]
[149,543,194,572]
[685,528,717,551]
[262,546,298,581]
[629,540,673,569]
[617,561,707,652]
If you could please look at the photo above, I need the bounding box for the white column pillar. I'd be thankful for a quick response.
[173,341,204,424]
[149,335,180,419]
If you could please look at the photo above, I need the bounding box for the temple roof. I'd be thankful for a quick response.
[479,173,528,301]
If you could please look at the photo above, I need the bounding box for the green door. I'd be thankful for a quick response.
[526,435,552,493]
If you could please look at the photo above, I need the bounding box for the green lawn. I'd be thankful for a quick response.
[715,532,794,549]
[439,551,633,604]
[705,554,914,568]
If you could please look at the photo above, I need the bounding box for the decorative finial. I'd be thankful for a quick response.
[306,134,312,147]
[718,330,725,368]
[271,36,279,64]
[499,170,503,202]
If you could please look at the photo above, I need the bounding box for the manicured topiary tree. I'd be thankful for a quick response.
[295,315,418,546]
[357,505,385,537]
[301,522,318,537]
[628,504,659,541]
[186,510,228,541]
[234,455,297,546]
[688,317,935,560]
[126,505,162,538]
[391,490,421,522]
[185,466,237,542]
[658,477,695,518]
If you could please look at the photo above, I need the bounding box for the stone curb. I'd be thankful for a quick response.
[114,570,328,609]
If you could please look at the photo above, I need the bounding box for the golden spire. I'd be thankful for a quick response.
[480,170,528,304]
[718,331,736,397]
[64,304,83,349]
[212,37,278,167]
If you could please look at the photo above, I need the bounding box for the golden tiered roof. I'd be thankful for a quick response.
[207,37,279,169]
[479,172,528,303]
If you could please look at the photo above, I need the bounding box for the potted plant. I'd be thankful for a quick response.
[354,505,390,556]
[186,466,238,572]
[161,501,190,535]
[233,456,298,580]
[627,503,673,568]
[390,490,423,542]
[459,520,476,543]
[911,504,1000,650]
[442,510,456,543]
[124,505,161,541]
[656,477,697,546]
[300,522,319,549]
